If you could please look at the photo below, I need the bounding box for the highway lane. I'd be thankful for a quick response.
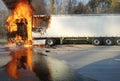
[0,45,120,81]
[43,45,120,81]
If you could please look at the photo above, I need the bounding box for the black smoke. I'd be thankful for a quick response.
[30,0,48,15]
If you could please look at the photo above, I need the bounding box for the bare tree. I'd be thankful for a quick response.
[87,0,113,13]
[72,1,89,14]
[111,0,120,13]
[50,0,55,14]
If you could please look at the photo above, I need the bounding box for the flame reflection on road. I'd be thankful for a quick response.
[6,46,33,79]
[6,46,97,81]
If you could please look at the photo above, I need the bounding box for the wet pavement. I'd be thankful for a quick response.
[33,52,97,81]
[0,46,39,81]
[42,45,120,81]
[0,45,97,81]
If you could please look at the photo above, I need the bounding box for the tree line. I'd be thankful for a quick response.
[48,0,120,14]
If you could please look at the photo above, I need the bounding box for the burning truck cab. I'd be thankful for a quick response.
[4,0,51,46]
[7,18,28,45]
[6,15,51,46]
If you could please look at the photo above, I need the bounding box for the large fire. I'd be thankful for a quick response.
[5,0,51,79]
[6,0,34,79]
[6,0,33,45]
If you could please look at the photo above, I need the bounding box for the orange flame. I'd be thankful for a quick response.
[6,46,33,79]
[6,0,33,45]
[6,0,34,79]
[6,58,20,79]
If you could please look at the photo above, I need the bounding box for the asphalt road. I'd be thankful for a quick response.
[0,45,97,81]
[42,45,120,81]
[0,45,120,81]
[0,46,40,81]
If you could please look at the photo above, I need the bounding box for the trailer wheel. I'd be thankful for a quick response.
[46,39,55,46]
[92,38,101,46]
[104,38,113,46]
[115,38,120,45]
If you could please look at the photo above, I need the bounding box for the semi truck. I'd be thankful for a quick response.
[32,14,120,46]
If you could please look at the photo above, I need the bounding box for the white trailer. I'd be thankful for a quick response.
[32,15,120,46]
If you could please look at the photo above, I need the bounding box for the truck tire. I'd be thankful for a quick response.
[92,38,101,46]
[46,39,55,46]
[104,38,113,46]
[115,38,120,45]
